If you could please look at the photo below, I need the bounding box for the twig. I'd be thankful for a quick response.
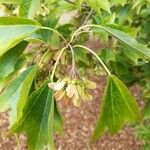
[82,9,94,26]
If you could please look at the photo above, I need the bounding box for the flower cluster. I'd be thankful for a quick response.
[48,77,96,107]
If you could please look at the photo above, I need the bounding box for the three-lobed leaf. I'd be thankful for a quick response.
[91,74,142,142]
[10,82,55,150]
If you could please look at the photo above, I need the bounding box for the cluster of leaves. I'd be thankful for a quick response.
[0,0,150,150]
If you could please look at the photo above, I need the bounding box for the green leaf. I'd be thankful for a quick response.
[75,0,84,10]
[103,13,116,24]
[111,0,127,6]
[86,0,101,15]
[86,0,111,14]
[54,100,63,135]
[10,82,55,150]
[100,48,115,63]
[120,47,145,65]
[0,66,38,124]
[116,5,131,25]
[91,74,141,142]
[0,41,28,79]
[132,0,143,9]
[45,0,58,5]
[0,0,20,4]
[74,47,89,63]
[96,0,111,14]
[144,100,150,119]
[0,55,26,92]
[57,0,76,11]
[101,26,150,59]
[0,17,40,56]
[19,0,41,18]
[0,17,40,25]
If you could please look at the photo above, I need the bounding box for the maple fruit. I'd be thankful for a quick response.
[48,77,96,107]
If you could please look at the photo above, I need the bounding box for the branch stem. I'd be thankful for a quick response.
[82,9,94,26]
[70,24,107,43]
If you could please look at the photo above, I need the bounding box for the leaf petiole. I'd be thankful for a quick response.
[40,26,68,45]
[73,45,111,75]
